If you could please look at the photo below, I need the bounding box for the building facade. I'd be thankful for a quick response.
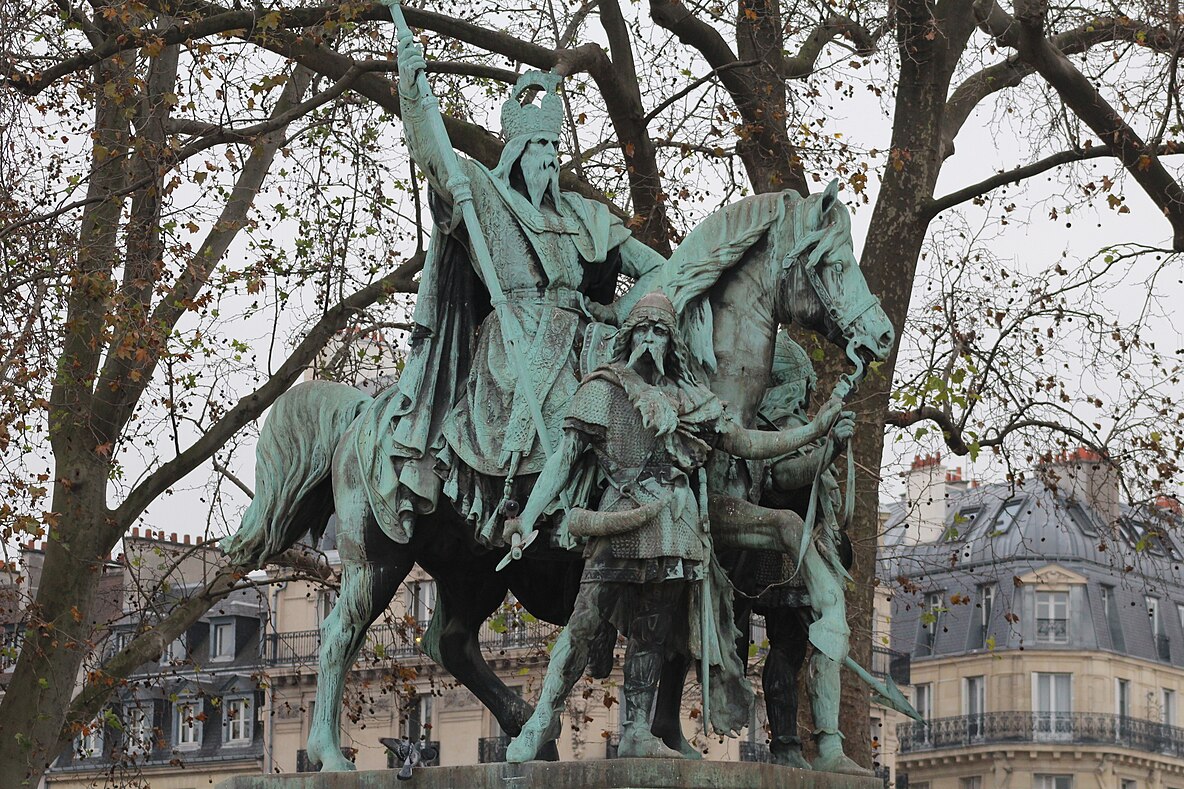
[884,452,1184,789]
[264,538,907,774]
[1,523,905,785]
[9,532,269,789]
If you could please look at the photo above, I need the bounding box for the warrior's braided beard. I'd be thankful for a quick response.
[626,344,679,438]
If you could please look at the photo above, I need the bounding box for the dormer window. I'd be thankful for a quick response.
[162,634,187,665]
[76,717,104,759]
[124,704,152,756]
[1119,518,1181,559]
[946,506,980,542]
[1065,500,1097,536]
[990,497,1026,535]
[223,695,253,746]
[210,620,235,661]
[174,699,203,748]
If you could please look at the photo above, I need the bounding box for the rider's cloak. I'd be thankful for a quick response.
[355,155,656,543]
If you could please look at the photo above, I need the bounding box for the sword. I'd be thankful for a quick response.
[698,468,710,736]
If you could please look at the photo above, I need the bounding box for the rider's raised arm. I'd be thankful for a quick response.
[717,398,842,460]
[397,39,460,203]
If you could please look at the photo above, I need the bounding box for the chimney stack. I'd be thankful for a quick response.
[1043,447,1121,526]
[904,454,948,543]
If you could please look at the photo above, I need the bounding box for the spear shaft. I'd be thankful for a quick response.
[382,0,555,463]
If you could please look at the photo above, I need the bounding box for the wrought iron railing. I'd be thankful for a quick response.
[478,735,511,763]
[739,740,773,763]
[267,623,426,666]
[1035,618,1068,643]
[266,617,561,665]
[871,645,911,685]
[899,711,1184,758]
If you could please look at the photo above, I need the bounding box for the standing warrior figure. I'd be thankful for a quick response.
[732,332,867,774]
[358,37,665,542]
[503,292,845,762]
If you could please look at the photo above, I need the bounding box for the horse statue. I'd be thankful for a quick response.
[221,180,895,771]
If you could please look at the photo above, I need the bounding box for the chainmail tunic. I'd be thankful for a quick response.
[563,365,726,583]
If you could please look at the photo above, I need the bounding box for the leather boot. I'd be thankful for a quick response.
[619,648,680,758]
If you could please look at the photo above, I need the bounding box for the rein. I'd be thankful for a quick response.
[777,223,874,577]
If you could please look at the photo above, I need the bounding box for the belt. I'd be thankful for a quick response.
[502,286,586,313]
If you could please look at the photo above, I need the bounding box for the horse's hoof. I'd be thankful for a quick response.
[771,748,811,770]
[316,755,358,773]
[657,730,701,760]
[618,726,682,759]
[507,713,561,763]
[308,739,357,773]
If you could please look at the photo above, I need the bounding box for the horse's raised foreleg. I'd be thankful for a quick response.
[307,442,411,772]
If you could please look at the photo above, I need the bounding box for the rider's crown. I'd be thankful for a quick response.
[501,71,564,143]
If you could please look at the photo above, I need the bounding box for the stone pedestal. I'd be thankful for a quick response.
[218,760,882,789]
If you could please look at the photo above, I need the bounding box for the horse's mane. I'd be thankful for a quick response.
[661,184,849,371]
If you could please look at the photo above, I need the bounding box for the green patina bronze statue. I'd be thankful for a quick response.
[220,0,912,773]
[740,332,866,774]
[501,292,844,762]
[357,30,665,549]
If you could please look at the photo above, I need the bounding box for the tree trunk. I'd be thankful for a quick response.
[0,461,111,781]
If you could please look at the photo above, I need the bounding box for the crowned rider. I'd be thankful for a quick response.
[503,292,845,762]
[358,39,666,543]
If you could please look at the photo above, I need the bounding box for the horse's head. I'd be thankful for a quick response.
[776,180,895,386]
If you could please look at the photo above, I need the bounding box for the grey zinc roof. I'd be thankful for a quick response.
[881,478,1184,665]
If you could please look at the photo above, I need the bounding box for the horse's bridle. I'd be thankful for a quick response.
[780,237,882,345]
[777,223,882,565]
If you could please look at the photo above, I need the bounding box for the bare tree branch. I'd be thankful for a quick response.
[782,13,879,78]
[976,0,1184,249]
[112,252,424,526]
[942,15,1183,159]
[926,141,1184,219]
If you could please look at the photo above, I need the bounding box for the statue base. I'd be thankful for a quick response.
[217,759,882,789]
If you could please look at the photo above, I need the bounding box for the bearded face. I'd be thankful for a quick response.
[626,320,672,378]
[518,137,560,207]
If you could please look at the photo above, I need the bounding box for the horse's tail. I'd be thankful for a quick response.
[222,380,372,567]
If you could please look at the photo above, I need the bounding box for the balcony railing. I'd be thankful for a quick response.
[267,623,426,666]
[478,735,511,763]
[738,740,773,763]
[899,711,1184,758]
[265,617,561,666]
[1035,618,1069,644]
[871,645,911,685]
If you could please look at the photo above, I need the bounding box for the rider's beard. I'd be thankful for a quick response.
[627,341,667,378]
[523,158,557,208]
